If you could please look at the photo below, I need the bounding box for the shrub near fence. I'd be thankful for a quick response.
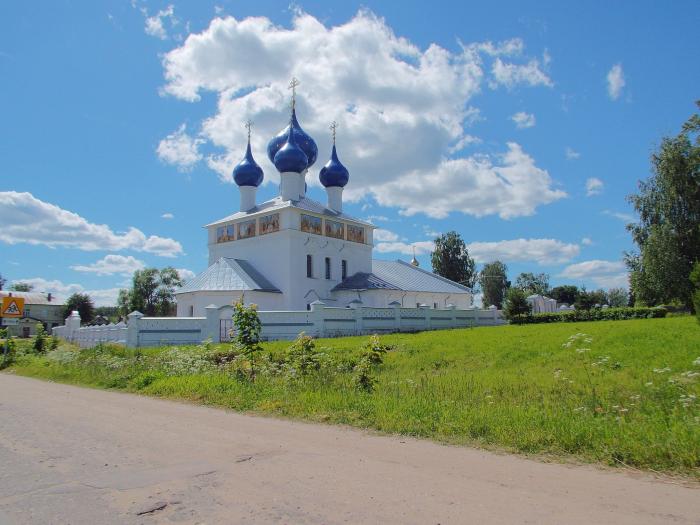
[510,307,668,325]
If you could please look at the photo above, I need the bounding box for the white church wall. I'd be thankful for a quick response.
[176,290,286,317]
[331,289,472,309]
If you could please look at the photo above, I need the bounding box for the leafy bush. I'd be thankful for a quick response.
[690,261,700,322]
[352,356,376,392]
[0,338,17,369]
[510,306,667,325]
[285,333,322,377]
[503,288,531,320]
[33,324,48,354]
[232,300,262,356]
[359,334,392,365]
[0,328,7,339]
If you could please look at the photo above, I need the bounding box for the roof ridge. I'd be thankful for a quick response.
[394,259,471,291]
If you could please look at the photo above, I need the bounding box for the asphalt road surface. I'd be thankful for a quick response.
[0,374,698,524]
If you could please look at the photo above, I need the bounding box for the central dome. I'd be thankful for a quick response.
[267,108,318,168]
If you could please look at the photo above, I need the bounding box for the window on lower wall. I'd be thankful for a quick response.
[325,257,331,279]
[189,305,194,317]
[306,254,313,278]
[341,259,347,280]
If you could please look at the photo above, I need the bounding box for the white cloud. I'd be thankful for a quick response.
[467,238,580,264]
[559,260,628,289]
[375,240,434,256]
[9,277,121,307]
[176,268,196,281]
[607,63,625,100]
[372,143,566,219]
[158,11,561,219]
[161,212,175,219]
[581,237,593,246]
[156,124,203,170]
[510,111,536,129]
[490,57,553,89]
[375,237,579,265]
[71,255,146,276]
[144,4,177,40]
[374,229,399,242]
[603,210,634,223]
[0,192,183,257]
[565,146,580,160]
[585,177,604,196]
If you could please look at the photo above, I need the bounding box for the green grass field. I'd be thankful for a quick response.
[5,316,700,477]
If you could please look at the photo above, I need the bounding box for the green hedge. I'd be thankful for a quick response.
[510,307,667,325]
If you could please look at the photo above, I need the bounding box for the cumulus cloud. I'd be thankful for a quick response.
[603,210,635,223]
[161,212,174,219]
[374,229,399,242]
[581,237,593,246]
[585,177,604,196]
[559,259,628,288]
[71,255,146,276]
[607,63,625,100]
[490,57,553,89]
[156,124,203,170]
[176,268,196,281]
[9,277,121,307]
[375,237,579,265]
[565,146,580,160]
[157,10,561,219]
[510,111,536,129]
[0,192,183,257]
[467,238,580,264]
[372,143,566,219]
[144,4,177,40]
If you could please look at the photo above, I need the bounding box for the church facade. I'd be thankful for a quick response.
[175,87,472,316]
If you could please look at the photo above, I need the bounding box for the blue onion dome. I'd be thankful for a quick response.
[273,123,308,173]
[233,141,264,187]
[319,144,350,188]
[267,108,318,168]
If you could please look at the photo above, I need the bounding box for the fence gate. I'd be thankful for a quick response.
[220,319,234,342]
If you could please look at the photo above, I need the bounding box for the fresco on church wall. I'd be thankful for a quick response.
[347,224,365,244]
[300,214,322,235]
[259,213,280,235]
[217,225,235,243]
[325,219,344,239]
[237,219,256,239]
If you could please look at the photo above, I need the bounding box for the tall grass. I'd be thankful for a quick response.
[7,317,700,477]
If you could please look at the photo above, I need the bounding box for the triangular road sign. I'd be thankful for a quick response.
[2,297,24,317]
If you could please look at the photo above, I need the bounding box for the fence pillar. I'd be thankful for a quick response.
[65,310,81,342]
[388,301,401,331]
[126,311,143,348]
[204,305,220,343]
[348,299,363,335]
[310,300,325,338]
[419,304,431,330]
[446,303,456,328]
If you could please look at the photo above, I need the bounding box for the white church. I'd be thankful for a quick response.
[175,85,472,316]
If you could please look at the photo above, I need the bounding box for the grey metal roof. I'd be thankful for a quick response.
[175,258,281,294]
[206,196,374,227]
[331,272,399,291]
[333,260,471,294]
[0,291,64,305]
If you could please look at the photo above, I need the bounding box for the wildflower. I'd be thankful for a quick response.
[645,382,653,387]
[574,406,586,412]
[693,357,700,366]
[653,367,671,374]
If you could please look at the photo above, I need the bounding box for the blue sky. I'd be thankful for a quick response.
[1,1,698,305]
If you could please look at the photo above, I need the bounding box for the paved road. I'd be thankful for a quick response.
[0,374,698,524]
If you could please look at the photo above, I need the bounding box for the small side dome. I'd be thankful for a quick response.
[273,124,308,173]
[233,142,264,187]
[267,108,318,168]
[319,144,349,188]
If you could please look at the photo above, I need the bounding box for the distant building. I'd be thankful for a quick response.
[0,291,65,337]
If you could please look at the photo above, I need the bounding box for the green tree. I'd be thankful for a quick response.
[515,272,550,296]
[575,289,608,310]
[0,273,6,290]
[625,101,700,309]
[430,231,477,289]
[121,267,182,317]
[606,288,629,308]
[10,282,33,292]
[550,285,579,306]
[690,262,700,322]
[478,261,509,308]
[63,293,95,324]
[503,288,531,320]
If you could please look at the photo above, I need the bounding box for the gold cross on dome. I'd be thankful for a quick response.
[244,119,253,142]
[329,121,338,144]
[288,77,300,110]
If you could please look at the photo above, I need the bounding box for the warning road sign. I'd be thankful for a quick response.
[1,297,24,318]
